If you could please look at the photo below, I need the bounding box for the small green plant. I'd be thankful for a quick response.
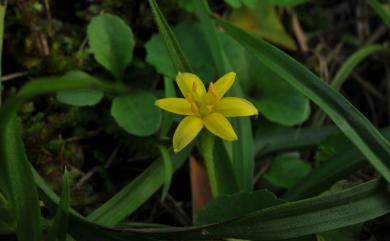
[1,0,390,241]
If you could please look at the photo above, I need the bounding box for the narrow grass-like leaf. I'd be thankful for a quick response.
[220,19,390,183]
[158,145,173,201]
[148,0,192,72]
[160,77,176,137]
[368,0,390,27]
[86,145,193,226]
[284,127,390,200]
[313,45,389,126]
[0,120,42,241]
[255,125,338,156]
[0,3,6,105]
[192,0,254,192]
[47,169,71,241]
[34,161,390,240]
[0,75,125,241]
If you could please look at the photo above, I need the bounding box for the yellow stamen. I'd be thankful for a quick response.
[208,82,219,101]
[186,92,198,114]
[192,82,197,92]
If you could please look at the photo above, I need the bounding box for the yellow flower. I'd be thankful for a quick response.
[155,72,258,152]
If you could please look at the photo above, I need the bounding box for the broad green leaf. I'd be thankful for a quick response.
[87,13,135,80]
[0,184,14,235]
[148,0,192,73]
[229,0,297,50]
[220,33,310,126]
[111,92,161,136]
[195,190,284,226]
[264,155,312,189]
[313,45,389,126]
[220,19,390,184]
[252,63,310,126]
[0,4,5,106]
[268,0,309,6]
[224,0,256,8]
[315,133,352,162]
[86,145,193,226]
[368,0,390,27]
[56,71,104,106]
[158,145,173,201]
[47,169,70,241]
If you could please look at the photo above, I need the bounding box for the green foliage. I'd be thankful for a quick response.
[224,0,257,8]
[195,190,284,225]
[111,92,161,136]
[56,71,104,106]
[87,13,135,80]
[220,19,390,184]
[268,0,309,6]
[264,155,312,189]
[47,169,70,241]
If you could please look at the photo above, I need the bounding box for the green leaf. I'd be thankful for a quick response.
[192,0,255,192]
[159,77,176,138]
[268,0,309,6]
[0,75,125,241]
[220,33,310,126]
[145,20,213,80]
[195,190,284,226]
[111,92,161,136]
[87,13,135,80]
[229,1,297,50]
[284,127,390,201]
[220,19,390,183]
[253,64,310,126]
[56,71,104,106]
[264,155,312,189]
[225,0,242,8]
[158,145,173,201]
[148,0,192,73]
[313,45,389,126]
[73,179,390,240]
[86,145,193,226]
[0,3,5,106]
[368,0,390,27]
[255,125,339,156]
[47,169,71,241]
[315,133,352,162]
[0,119,42,241]
[317,225,362,241]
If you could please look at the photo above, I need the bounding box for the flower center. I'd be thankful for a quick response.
[185,82,220,117]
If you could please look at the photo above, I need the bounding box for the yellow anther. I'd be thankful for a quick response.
[186,92,198,114]
[208,83,219,100]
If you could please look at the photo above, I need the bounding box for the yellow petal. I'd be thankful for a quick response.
[176,73,206,98]
[203,112,238,141]
[173,116,204,152]
[155,98,193,115]
[213,72,236,99]
[214,97,258,117]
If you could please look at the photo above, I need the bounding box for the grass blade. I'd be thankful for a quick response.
[159,77,176,138]
[158,145,173,201]
[313,44,389,126]
[86,145,193,226]
[285,127,390,200]
[219,19,390,183]
[0,73,125,241]
[47,169,71,241]
[0,3,5,105]
[0,119,42,241]
[368,0,390,27]
[148,0,192,72]
[255,125,338,156]
[65,180,390,240]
